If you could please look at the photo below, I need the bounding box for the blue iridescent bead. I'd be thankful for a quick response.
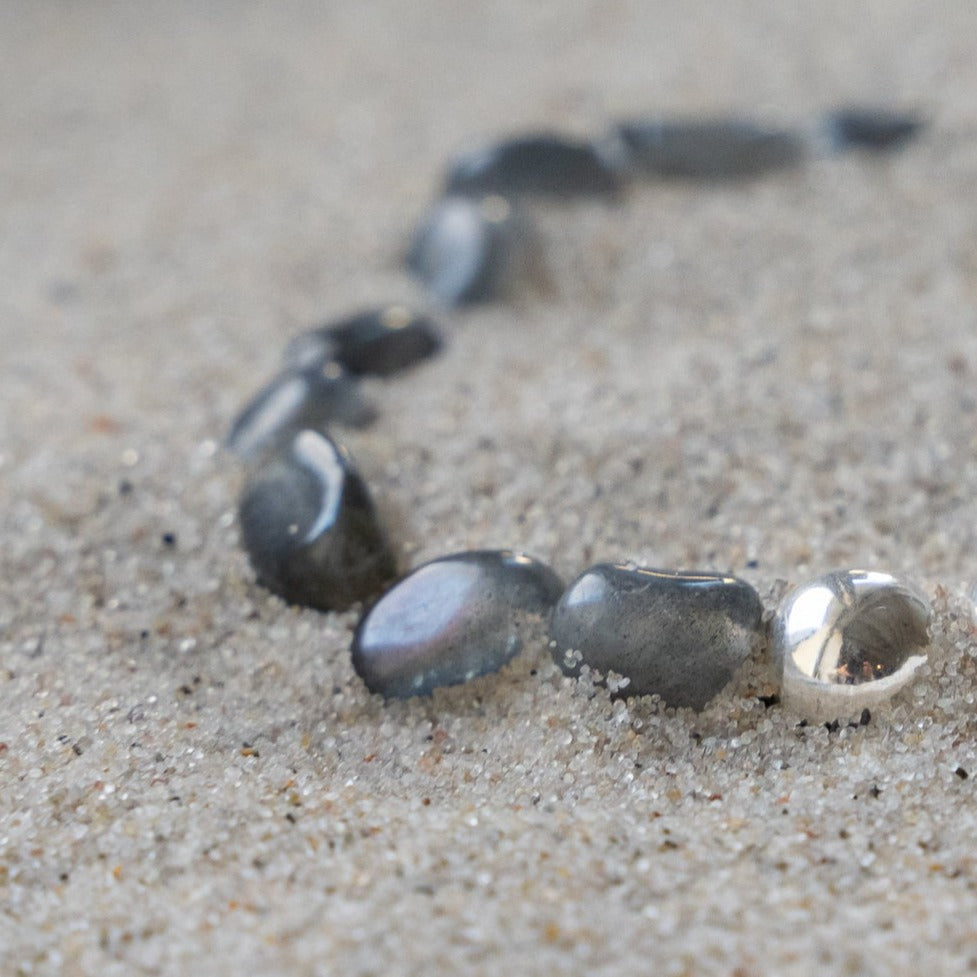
[352,550,563,698]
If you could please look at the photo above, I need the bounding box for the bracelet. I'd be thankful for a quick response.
[227,108,928,724]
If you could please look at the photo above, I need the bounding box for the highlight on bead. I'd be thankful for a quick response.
[773,569,931,722]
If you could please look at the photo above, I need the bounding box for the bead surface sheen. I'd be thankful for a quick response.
[407,195,531,305]
[352,550,563,698]
[283,306,442,377]
[773,569,931,721]
[226,366,376,461]
[549,563,764,709]
[239,429,396,611]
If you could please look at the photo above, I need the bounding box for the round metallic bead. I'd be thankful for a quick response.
[772,569,931,722]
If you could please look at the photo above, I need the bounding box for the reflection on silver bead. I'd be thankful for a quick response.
[773,570,931,721]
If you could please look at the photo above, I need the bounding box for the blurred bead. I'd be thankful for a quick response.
[773,569,931,721]
[444,133,622,198]
[407,195,535,305]
[283,306,442,377]
[226,365,376,461]
[238,430,396,611]
[820,107,923,153]
[611,118,804,179]
[352,550,563,698]
[549,563,764,709]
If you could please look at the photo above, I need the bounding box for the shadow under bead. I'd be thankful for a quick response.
[352,550,563,698]
[444,132,623,199]
[407,195,537,305]
[225,364,376,462]
[549,563,764,709]
[610,118,805,180]
[238,429,396,611]
[283,305,442,377]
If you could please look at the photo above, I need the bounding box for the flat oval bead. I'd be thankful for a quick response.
[444,133,622,198]
[612,119,804,179]
[407,195,530,305]
[820,107,923,153]
[226,365,376,461]
[352,550,563,698]
[238,429,396,611]
[773,569,930,722]
[283,306,442,377]
[549,563,764,709]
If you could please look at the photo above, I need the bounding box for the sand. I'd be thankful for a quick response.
[4,2,977,974]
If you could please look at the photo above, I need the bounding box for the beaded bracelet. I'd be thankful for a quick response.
[225,106,927,724]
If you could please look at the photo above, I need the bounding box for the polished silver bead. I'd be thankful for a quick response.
[773,570,931,721]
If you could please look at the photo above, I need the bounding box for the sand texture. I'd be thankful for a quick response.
[4,2,977,974]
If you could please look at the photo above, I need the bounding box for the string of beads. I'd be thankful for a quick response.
[226,107,928,721]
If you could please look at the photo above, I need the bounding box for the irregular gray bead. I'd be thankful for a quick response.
[611,119,805,179]
[283,306,442,377]
[226,365,376,461]
[819,107,923,153]
[773,569,931,722]
[444,133,622,198]
[239,429,396,611]
[549,563,764,709]
[407,195,532,305]
[352,550,563,698]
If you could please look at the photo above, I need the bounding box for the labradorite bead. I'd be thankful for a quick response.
[352,550,563,698]
[613,119,804,179]
[406,195,529,305]
[549,563,764,709]
[238,429,396,611]
[226,366,376,461]
[444,133,622,199]
[283,306,442,377]
[821,108,923,153]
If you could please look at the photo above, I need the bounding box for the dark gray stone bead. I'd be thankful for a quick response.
[549,563,764,709]
[820,107,923,153]
[612,119,804,179]
[444,133,622,199]
[238,430,396,611]
[283,306,442,377]
[407,195,531,305]
[226,365,376,461]
[352,550,563,698]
